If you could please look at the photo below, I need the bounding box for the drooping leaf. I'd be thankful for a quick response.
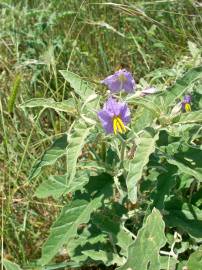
[163,66,202,107]
[29,134,68,180]
[66,121,91,186]
[119,208,166,270]
[126,128,159,203]
[164,203,202,239]
[3,259,22,270]
[187,246,202,269]
[20,98,76,115]
[39,198,102,266]
[35,171,89,199]
[60,70,95,100]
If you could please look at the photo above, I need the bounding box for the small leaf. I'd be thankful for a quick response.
[29,135,67,180]
[127,129,159,203]
[187,246,202,269]
[21,98,76,115]
[3,259,22,270]
[60,70,95,100]
[119,208,166,270]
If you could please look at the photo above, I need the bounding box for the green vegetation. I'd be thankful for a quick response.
[1,1,202,270]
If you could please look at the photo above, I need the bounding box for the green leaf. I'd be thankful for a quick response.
[66,121,91,186]
[126,129,159,203]
[131,108,156,133]
[172,110,202,125]
[163,66,202,107]
[127,97,161,116]
[60,70,95,100]
[164,203,202,239]
[3,259,22,270]
[160,256,178,270]
[167,159,202,182]
[152,164,177,210]
[39,198,102,266]
[35,171,89,199]
[82,250,123,266]
[92,212,133,255]
[20,98,76,115]
[29,135,68,180]
[187,246,202,269]
[39,173,113,266]
[119,208,166,270]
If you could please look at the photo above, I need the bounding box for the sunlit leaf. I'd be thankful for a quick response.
[35,171,89,199]
[3,259,22,270]
[39,198,102,266]
[29,135,67,180]
[66,121,91,187]
[119,208,166,270]
[20,98,76,115]
[163,66,202,107]
[60,70,95,100]
[127,128,159,203]
[187,246,202,269]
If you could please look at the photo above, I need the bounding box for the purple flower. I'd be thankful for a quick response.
[101,69,135,93]
[181,95,191,112]
[98,97,130,134]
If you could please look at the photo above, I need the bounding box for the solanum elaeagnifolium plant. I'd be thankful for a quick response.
[21,66,202,270]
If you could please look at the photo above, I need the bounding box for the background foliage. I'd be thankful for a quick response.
[1,1,202,270]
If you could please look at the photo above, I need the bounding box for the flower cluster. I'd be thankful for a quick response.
[98,69,135,134]
[97,69,192,135]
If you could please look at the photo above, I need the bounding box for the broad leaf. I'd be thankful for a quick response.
[3,259,22,270]
[187,246,202,269]
[119,208,166,270]
[39,198,102,266]
[29,135,68,180]
[92,212,133,255]
[66,121,91,186]
[35,171,89,199]
[152,164,177,210]
[60,70,95,100]
[127,97,161,116]
[20,98,76,115]
[163,66,202,107]
[164,203,202,238]
[172,110,202,125]
[82,250,123,266]
[127,129,159,203]
[168,159,202,182]
[39,173,113,266]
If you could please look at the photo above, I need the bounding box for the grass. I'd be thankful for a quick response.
[1,0,202,268]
